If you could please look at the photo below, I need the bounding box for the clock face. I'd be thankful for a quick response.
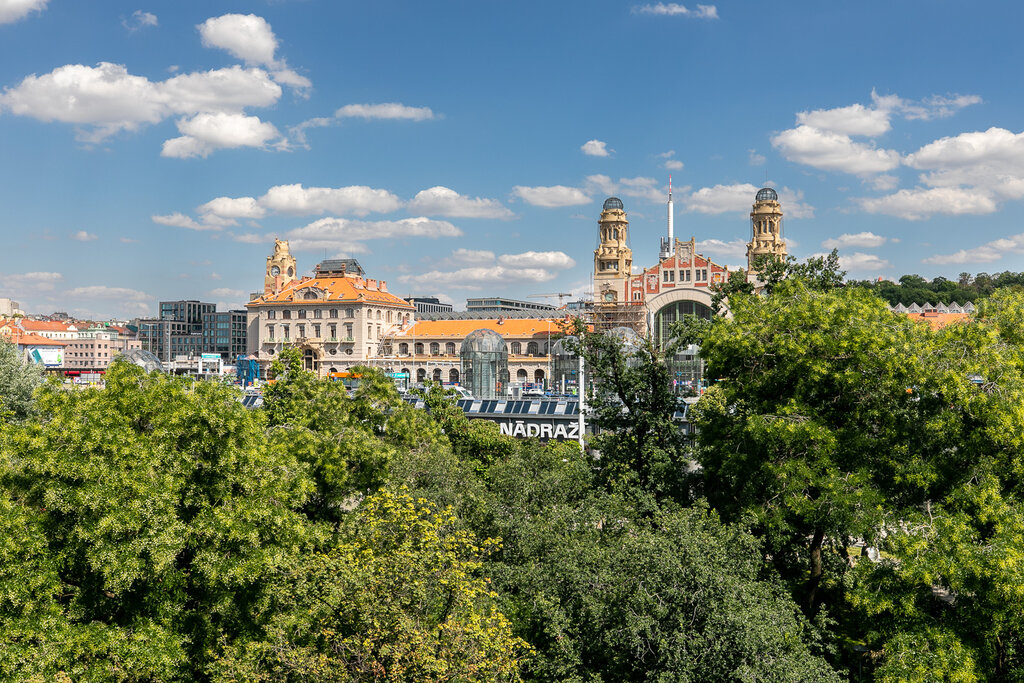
[270,266,281,276]
[604,292,615,302]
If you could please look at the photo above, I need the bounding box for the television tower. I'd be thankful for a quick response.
[659,175,675,260]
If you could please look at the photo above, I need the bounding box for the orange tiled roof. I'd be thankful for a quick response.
[19,320,74,332]
[902,312,969,330]
[1,329,69,346]
[394,318,580,339]
[249,276,413,308]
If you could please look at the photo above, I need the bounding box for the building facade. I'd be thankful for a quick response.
[406,296,454,314]
[466,297,557,313]
[246,240,415,376]
[138,300,246,362]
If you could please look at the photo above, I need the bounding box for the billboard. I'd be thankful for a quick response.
[29,347,64,366]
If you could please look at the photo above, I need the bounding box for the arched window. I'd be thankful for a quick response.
[429,342,440,355]
[376,310,382,320]
[534,369,545,384]
[414,342,424,355]
[417,368,427,382]
[399,342,409,355]
[526,341,538,356]
[401,368,410,377]
[329,309,338,318]
[510,341,522,355]
[516,368,528,380]
[449,369,459,384]
[445,342,456,355]
[345,308,354,318]
[432,368,442,382]
[329,367,337,373]
[387,310,393,322]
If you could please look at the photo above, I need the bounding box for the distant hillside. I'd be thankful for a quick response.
[849,272,1024,306]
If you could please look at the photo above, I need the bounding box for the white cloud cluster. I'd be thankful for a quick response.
[660,150,684,171]
[285,217,462,254]
[71,230,98,241]
[683,183,815,218]
[512,185,591,208]
[580,139,611,157]
[858,186,998,220]
[632,3,718,18]
[407,186,513,219]
[922,234,1024,265]
[259,184,400,217]
[399,249,576,289]
[198,13,310,91]
[0,0,47,24]
[335,103,436,121]
[0,13,310,155]
[695,238,747,260]
[821,232,890,249]
[772,90,979,177]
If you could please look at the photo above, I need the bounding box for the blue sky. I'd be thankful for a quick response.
[2,1,1024,318]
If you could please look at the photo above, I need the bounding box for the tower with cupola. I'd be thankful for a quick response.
[264,238,298,295]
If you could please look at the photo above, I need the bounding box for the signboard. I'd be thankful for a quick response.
[201,353,221,360]
[29,347,64,366]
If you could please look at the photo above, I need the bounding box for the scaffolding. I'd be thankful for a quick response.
[586,301,646,336]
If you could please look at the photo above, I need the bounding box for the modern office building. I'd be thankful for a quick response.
[139,299,245,362]
[466,296,557,313]
[405,296,454,314]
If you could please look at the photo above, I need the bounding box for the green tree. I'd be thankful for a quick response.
[215,488,527,682]
[0,362,317,681]
[0,337,43,422]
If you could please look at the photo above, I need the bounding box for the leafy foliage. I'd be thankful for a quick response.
[0,337,43,422]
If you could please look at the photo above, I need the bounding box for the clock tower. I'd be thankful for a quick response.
[265,238,298,295]
[593,197,633,305]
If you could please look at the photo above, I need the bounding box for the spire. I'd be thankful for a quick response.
[667,175,674,256]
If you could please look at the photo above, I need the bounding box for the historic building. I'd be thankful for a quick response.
[246,240,414,377]
[746,187,787,279]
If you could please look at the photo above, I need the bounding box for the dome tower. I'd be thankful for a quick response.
[593,197,633,304]
[746,187,787,277]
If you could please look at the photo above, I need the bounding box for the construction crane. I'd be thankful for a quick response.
[529,292,574,307]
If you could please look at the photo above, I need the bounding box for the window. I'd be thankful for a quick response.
[329,325,337,340]
[267,310,276,320]
[510,341,522,355]
[313,324,321,338]
[387,311,393,322]
[283,310,292,320]
[298,310,306,319]
[377,325,382,338]
[663,270,675,282]
[314,309,322,319]
[445,342,456,355]
[297,324,305,338]
[432,368,442,382]
[430,342,440,355]
[329,309,338,318]
[414,342,424,355]
[526,341,539,356]
[367,325,373,339]
[266,324,275,340]
[346,308,354,318]
[399,343,409,355]
[344,323,353,339]
[376,310,382,320]
[283,325,290,341]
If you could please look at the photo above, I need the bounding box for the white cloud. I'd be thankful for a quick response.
[197,195,266,221]
[259,184,401,216]
[893,92,982,121]
[748,149,766,165]
[858,187,997,220]
[497,251,576,269]
[584,175,665,203]
[632,3,718,18]
[664,159,684,170]
[821,232,889,249]
[797,103,892,137]
[198,14,278,66]
[407,186,513,219]
[695,238,747,260]
[447,248,496,266]
[581,139,611,157]
[120,237,139,244]
[868,174,900,191]
[399,265,557,289]
[0,271,63,297]
[835,252,892,272]
[161,112,281,158]
[905,127,1024,200]
[123,9,157,31]
[335,103,435,121]
[513,185,591,208]
[922,234,1024,265]
[228,232,269,245]
[152,212,217,231]
[0,0,47,24]
[772,125,901,174]
[71,231,98,241]
[684,183,815,218]
[285,216,461,252]
[0,62,282,144]
[66,285,152,302]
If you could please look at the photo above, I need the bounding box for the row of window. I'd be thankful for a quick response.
[396,341,550,356]
[264,323,358,341]
[663,269,709,283]
[265,307,410,324]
